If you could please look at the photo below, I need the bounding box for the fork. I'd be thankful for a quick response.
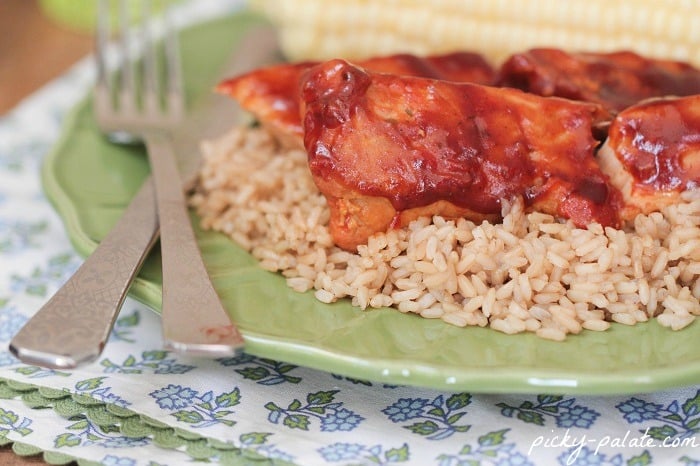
[9,10,284,369]
[92,0,244,357]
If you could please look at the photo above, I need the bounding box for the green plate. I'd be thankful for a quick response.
[42,11,700,395]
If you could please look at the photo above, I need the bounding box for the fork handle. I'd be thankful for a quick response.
[9,178,159,368]
[144,132,245,357]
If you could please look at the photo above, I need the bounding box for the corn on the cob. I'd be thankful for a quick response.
[250,0,700,66]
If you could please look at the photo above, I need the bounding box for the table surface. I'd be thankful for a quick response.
[0,0,92,115]
[0,1,91,463]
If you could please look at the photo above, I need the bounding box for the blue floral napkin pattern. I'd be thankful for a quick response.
[1,1,699,465]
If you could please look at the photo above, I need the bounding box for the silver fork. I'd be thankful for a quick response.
[93,0,244,357]
[9,13,281,369]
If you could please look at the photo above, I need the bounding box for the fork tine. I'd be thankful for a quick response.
[163,4,185,118]
[94,0,111,114]
[141,0,160,114]
[118,0,137,114]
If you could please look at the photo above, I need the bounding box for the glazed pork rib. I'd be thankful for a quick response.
[216,52,496,148]
[300,59,622,250]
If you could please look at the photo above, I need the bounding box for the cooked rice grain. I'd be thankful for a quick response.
[190,127,700,341]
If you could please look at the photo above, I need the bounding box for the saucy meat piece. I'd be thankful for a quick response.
[598,95,700,219]
[497,49,700,113]
[217,61,314,148]
[360,51,496,84]
[217,52,495,148]
[301,59,622,250]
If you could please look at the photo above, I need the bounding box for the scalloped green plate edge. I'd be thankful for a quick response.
[41,11,700,395]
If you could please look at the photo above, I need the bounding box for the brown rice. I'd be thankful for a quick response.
[189,126,700,341]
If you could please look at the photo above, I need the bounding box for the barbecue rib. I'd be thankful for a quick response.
[217,52,495,148]
[300,59,622,250]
